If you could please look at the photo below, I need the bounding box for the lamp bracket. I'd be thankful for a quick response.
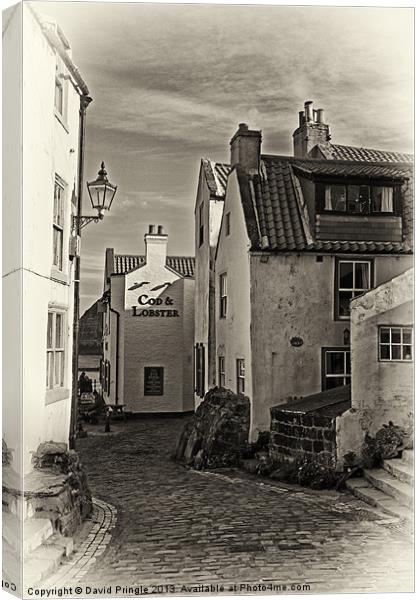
[72,214,104,230]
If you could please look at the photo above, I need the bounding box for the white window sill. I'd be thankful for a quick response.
[45,387,70,405]
[51,267,69,285]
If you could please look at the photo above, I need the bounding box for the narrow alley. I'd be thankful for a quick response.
[46,417,413,594]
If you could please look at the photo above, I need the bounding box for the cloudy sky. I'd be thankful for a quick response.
[36,0,414,313]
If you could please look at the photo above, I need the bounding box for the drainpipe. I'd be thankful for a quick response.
[109,303,120,405]
[69,93,92,450]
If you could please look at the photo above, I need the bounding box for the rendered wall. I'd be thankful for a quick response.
[215,173,252,430]
[20,5,80,474]
[336,268,414,468]
[194,166,224,407]
[2,3,23,476]
[249,252,412,437]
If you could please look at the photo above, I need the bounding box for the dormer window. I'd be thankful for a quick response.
[317,182,398,215]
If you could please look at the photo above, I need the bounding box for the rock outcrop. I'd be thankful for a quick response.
[174,387,250,469]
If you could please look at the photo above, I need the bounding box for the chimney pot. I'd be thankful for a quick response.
[238,122,249,131]
[317,108,325,124]
[157,225,164,235]
[299,111,305,127]
[149,224,156,234]
[304,100,314,122]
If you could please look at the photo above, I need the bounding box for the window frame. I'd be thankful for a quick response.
[378,325,413,363]
[198,202,204,247]
[335,257,374,321]
[315,179,401,216]
[225,212,231,236]
[54,54,69,128]
[218,355,225,388]
[53,176,66,272]
[321,347,351,391]
[219,272,227,318]
[236,358,245,395]
[46,309,66,391]
[194,343,205,398]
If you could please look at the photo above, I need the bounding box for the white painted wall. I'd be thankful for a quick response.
[3,3,23,475]
[336,268,414,467]
[215,172,252,426]
[104,233,195,413]
[2,5,83,474]
[194,164,225,407]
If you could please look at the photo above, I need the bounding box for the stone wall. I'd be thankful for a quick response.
[270,407,336,468]
[174,387,250,469]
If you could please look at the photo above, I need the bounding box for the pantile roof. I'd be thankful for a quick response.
[317,143,413,164]
[113,255,195,278]
[202,159,230,198]
[243,154,413,254]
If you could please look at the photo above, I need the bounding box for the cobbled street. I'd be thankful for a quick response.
[70,417,413,594]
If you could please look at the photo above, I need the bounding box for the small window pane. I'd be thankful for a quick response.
[380,345,390,360]
[402,329,412,344]
[339,262,353,289]
[47,352,53,387]
[338,291,352,317]
[391,345,401,360]
[346,352,351,374]
[402,345,412,360]
[325,185,346,211]
[47,313,54,348]
[380,328,390,343]
[325,377,343,390]
[354,263,370,290]
[55,314,63,347]
[326,352,345,375]
[371,186,393,213]
[391,329,401,343]
[348,185,369,214]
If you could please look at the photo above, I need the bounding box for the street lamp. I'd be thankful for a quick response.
[72,162,118,229]
[69,161,117,449]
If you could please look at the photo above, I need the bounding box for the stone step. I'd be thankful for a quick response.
[24,543,67,587]
[364,468,413,508]
[383,458,414,486]
[3,512,54,556]
[346,478,413,521]
[402,449,413,466]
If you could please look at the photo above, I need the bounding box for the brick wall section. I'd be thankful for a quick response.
[270,408,337,468]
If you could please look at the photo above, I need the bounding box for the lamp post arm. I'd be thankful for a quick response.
[72,214,104,230]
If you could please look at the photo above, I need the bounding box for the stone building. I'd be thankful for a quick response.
[194,101,413,440]
[3,3,92,588]
[102,225,195,414]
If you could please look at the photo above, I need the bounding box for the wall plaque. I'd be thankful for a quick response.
[144,367,164,396]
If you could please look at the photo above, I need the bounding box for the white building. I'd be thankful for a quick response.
[3,3,92,587]
[102,225,195,414]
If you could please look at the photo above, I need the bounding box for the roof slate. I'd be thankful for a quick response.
[317,143,413,164]
[248,154,413,254]
[113,255,195,278]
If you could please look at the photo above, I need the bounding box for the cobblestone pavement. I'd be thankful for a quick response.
[72,417,413,595]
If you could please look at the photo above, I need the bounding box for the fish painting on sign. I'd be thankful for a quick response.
[2,0,413,597]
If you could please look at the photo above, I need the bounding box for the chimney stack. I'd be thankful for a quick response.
[293,101,331,158]
[230,123,262,174]
[144,224,168,268]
